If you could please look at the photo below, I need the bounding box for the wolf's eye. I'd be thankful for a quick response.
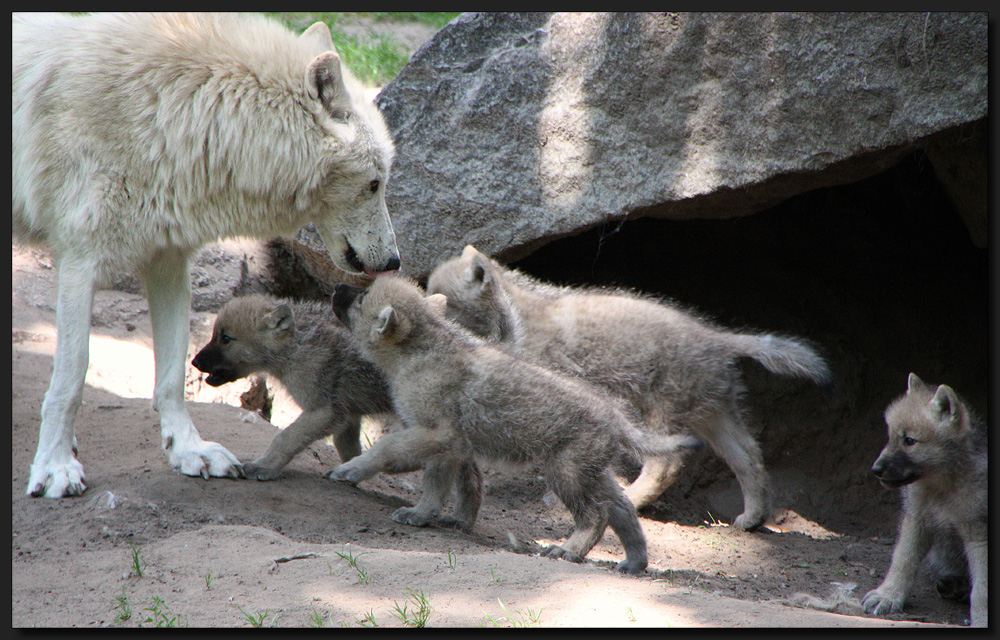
[220,334,233,345]
[369,179,380,194]
[902,435,916,446]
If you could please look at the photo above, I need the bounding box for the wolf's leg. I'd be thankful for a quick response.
[542,465,608,565]
[862,507,930,617]
[438,459,483,531]
[391,457,463,528]
[27,253,97,497]
[605,474,649,574]
[245,406,349,480]
[624,454,686,509]
[965,539,987,627]
[699,409,770,530]
[330,416,363,463]
[927,531,971,601]
[326,422,454,484]
[143,248,242,480]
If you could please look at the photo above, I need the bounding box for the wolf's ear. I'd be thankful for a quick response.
[463,251,492,288]
[300,21,336,55]
[930,384,960,425]
[305,52,349,118]
[426,293,448,316]
[906,372,924,394]
[263,304,293,334]
[373,305,404,341]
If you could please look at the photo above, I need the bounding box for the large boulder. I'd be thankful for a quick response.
[375,12,987,277]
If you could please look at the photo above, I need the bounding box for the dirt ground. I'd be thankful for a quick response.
[11,240,973,629]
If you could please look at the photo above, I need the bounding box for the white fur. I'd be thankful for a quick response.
[13,12,400,497]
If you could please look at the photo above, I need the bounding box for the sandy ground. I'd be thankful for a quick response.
[11,241,972,629]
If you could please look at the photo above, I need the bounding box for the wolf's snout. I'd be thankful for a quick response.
[332,283,364,326]
[344,242,400,277]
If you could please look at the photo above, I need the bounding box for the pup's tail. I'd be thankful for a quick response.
[726,332,832,386]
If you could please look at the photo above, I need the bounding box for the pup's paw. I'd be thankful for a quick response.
[391,507,435,528]
[862,586,905,617]
[325,461,374,485]
[541,544,585,564]
[243,461,282,481]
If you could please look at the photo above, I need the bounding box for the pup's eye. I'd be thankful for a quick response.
[902,435,916,446]
[220,334,233,345]
[369,179,380,194]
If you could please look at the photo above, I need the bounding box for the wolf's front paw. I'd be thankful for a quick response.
[862,587,905,617]
[243,461,282,481]
[27,458,87,498]
[614,558,648,575]
[437,514,475,532]
[541,545,585,564]
[732,509,767,531]
[325,461,374,485]
[391,507,434,528]
[169,439,243,480]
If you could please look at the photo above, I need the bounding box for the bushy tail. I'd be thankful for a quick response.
[726,332,832,385]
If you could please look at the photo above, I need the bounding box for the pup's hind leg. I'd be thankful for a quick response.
[144,249,242,480]
[698,408,770,530]
[438,459,483,532]
[605,474,649,574]
[542,467,608,565]
[392,456,465,528]
[27,253,97,497]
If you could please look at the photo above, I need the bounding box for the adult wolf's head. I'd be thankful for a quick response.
[192,296,294,387]
[297,22,400,277]
[871,372,971,488]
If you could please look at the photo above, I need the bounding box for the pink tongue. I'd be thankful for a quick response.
[365,268,399,278]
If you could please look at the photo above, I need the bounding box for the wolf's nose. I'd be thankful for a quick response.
[382,255,401,273]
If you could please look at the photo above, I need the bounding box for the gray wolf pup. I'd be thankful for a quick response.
[862,373,987,627]
[328,276,701,574]
[426,245,832,530]
[192,294,394,480]
[13,13,401,497]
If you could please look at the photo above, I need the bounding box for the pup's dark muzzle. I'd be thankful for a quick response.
[191,348,238,387]
[332,283,365,327]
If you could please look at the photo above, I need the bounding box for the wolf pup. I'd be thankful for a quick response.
[426,246,832,530]
[14,12,401,497]
[862,373,987,627]
[329,276,701,574]
[192,294,395,480]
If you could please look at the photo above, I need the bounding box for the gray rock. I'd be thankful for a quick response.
[374,12,987,277]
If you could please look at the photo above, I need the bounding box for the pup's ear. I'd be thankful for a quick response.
[930,384,960,425]
[426,293,448,316]
[299,21,336,55]
[906,372,924,394]
[463,250,492,288]
[373,305,401,340]
[305,52,349,118]
[263,303,293,334]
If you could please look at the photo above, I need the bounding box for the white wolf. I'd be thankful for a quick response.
[13,12,401,498]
